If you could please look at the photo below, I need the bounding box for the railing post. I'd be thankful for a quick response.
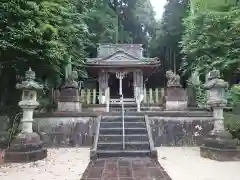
[149,88,153,104]
[116,72,125,150]
[144,87,147,103]
[155,88,159,104]
[92,88,96,104]
[87,89,91,104]
[121,94,125,150]
[106,88,110,112]
[81,89,85,104]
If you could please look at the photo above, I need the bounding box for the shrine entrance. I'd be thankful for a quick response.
[109,72,134,98]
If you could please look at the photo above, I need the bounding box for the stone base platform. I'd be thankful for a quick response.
[200,146,240,161]
[4,149,47,163]
[4,132,47,163]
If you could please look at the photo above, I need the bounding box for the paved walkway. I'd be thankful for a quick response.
[80,157,172,180]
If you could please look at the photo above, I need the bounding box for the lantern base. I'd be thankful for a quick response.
[4,132,47,163]
[200,146,240,161]
[200,129,239,161]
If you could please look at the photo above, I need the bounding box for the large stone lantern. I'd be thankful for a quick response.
[5,68,47,162]
[200,69,239,161]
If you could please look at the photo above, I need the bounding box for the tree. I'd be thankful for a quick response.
[0,0,90,113]
[150,0,189,74]
[181,0,240,81]
[85,0,156,57]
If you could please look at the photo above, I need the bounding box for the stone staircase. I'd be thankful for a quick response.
[91,116,157,159]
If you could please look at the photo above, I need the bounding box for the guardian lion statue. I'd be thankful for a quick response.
[166,70,181,86]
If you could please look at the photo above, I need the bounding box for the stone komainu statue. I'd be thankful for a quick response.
[166,70,181,86]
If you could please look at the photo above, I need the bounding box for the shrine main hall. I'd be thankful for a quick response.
[86,44,161,104]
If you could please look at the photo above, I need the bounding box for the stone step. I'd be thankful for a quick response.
[99,127,147,135]
[98,134,149,142]
[100,122,146,128]
[96,150,150,158]
[101,117,144,123]
[97,141,150,151]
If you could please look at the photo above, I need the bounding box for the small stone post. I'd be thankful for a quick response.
[5,68,47,162]
[200,70,239,161]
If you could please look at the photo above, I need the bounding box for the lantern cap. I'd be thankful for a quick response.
[204,70,228,90]
[16,67,43,90]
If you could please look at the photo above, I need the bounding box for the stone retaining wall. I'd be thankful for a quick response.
[149,117,214,146]
[34,117,99,147]
[34,113,214,147]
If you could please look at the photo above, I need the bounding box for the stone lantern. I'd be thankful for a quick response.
[200,69,239,161]
[5,68,47,162]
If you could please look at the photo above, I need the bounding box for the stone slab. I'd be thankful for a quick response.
[165,101,187,110]
[58,102,82,111]
[200,146,240,161]
[34,111,213,118]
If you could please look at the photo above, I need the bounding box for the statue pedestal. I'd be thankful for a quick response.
[58,80,82,112]
[165,85,187,110]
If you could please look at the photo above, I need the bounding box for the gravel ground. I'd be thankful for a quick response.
[158,147,240,180]
[0,148,90,180]
[1,147,240,180]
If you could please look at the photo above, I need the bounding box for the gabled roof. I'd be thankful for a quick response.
[86,49,159,66]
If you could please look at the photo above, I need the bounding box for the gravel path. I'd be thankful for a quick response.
[1,147,240,180]
[0,148,90,180]
[158,147,240,180]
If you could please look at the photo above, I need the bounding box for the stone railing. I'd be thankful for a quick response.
[79,88,165,105]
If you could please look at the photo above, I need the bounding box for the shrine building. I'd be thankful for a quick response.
[85,44,161,104]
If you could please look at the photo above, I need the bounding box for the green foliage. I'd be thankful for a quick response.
[0,0,157,114]
[224,112,240,140]
[181,1,240,80]
[0,0,90,114]
[228,85,240,106]
[85,0,156,56]
[150,0,189,74]
[195,83,207,107]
